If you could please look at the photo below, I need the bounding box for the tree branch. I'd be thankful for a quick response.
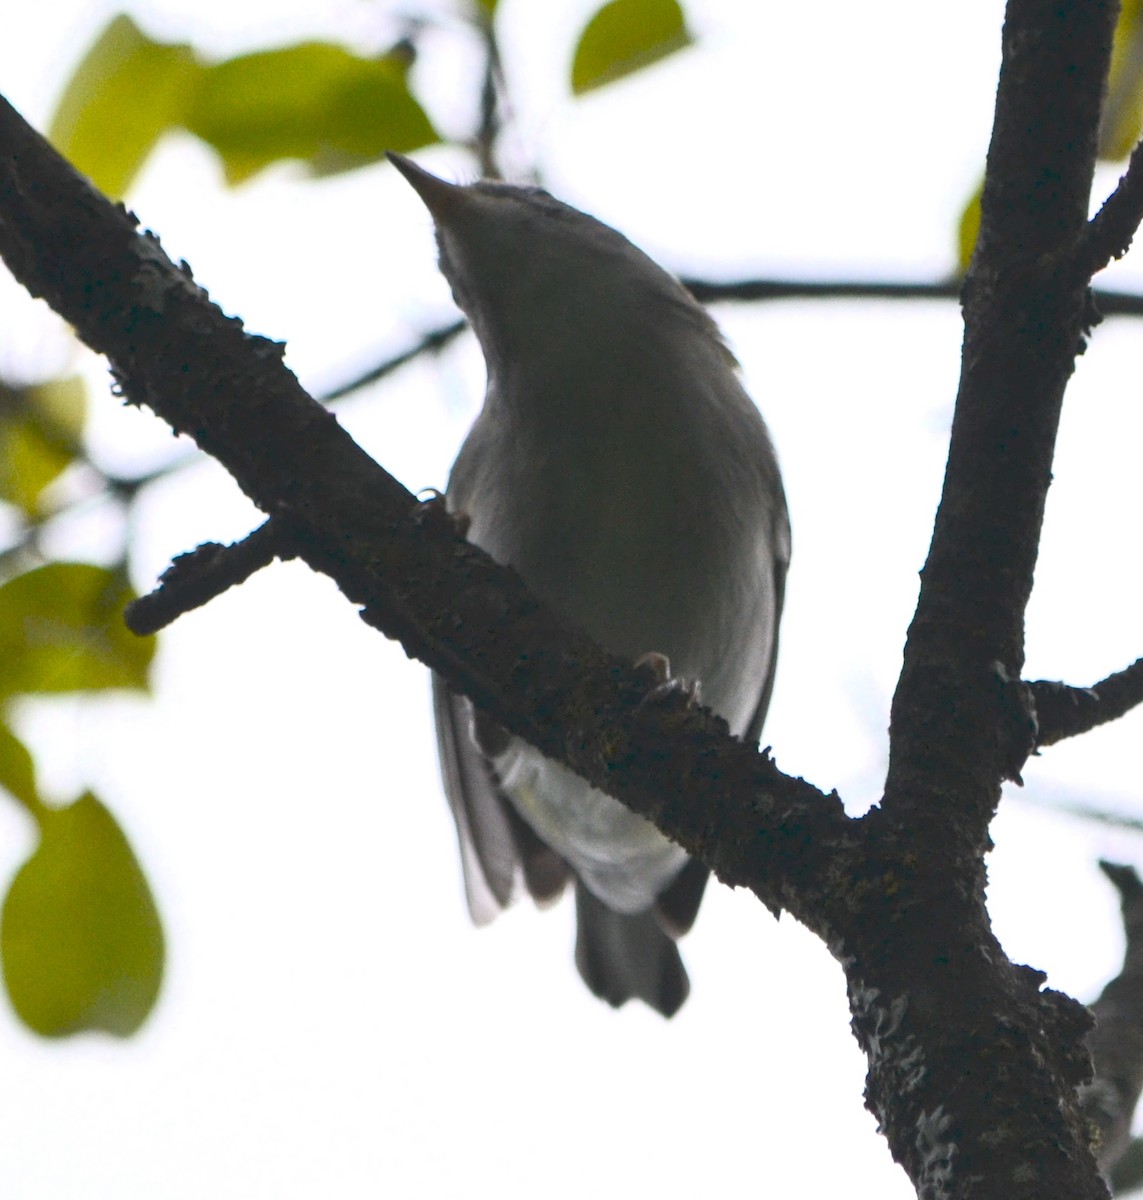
[684,275,1143,319]
[321,279,1143,409]
[1083,136,1143,275]
[123,519,295,635]
[318,319,466,403]
[0,90,852,918]
[1031,659,1143,748]
[864,1,1119,1193]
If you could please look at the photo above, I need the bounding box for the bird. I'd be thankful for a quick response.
[389,152,789,1017]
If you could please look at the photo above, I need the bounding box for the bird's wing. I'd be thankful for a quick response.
[746,510,791,746]
[432,674,569,923]
[650,515,792,942]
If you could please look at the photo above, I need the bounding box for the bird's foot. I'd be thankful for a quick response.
[415,488,471,537]
[634,652,701,709]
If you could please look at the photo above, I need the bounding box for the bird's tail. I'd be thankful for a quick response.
[574,882,689,1017]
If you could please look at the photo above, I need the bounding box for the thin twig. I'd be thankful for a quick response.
[1082,137,1143,276]
[317,319,466,402]
[124,519,295,635]
[683,275,1143,319]
[1031,658,1143,748]
[472,8,504,180]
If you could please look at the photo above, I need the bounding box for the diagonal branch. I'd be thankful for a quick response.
[0,91,851,922]
[318,319,466,402]
[123,519,296,635]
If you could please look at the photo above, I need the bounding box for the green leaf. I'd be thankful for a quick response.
[571,0,693,95]
[0,563,155,699]
[956,183,982,276]
[0,723,38,812]
[2,792,163,1037]
[185,43,438,184]
[49,13,201,199]
[29,376,87,445]
[1100,0,1143,159]
[0,377,87,515]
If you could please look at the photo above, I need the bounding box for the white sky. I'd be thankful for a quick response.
[3,1,1143,1196]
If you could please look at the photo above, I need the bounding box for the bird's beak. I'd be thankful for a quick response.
[387,152,466,220]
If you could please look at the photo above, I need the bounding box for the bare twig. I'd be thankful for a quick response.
[471,7,504,180]
[124,519,295,635]
[683,275,1143,320]
[1031,659,1143,748]
[1082,137,1143,276]
[317,319,466,403]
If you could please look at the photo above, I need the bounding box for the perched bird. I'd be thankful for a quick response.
[389,153,789,1017]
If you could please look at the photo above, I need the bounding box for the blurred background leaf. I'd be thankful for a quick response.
[49,13,201,200]
[0,723,38,812]
[49,13,440,192]
[186,42,438,184]
[1,791,164,1037]
[956,183,982,275]
[0,562,154,698]
[571,0,693,95]
[1100,0,1143,160]
[0,376,86,516]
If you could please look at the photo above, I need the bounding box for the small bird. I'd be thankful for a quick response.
[389,153,789,1016]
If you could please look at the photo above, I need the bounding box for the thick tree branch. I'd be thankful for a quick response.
[0,91,854,923]
[886,0,1113,825]
[863,1,1119,1195]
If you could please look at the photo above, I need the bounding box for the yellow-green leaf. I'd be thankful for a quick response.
[0,723,38,813]
[2,793,163,1037]
[29,376,87,444]
[956,183,983,276]
[0,563,155,699]
[1100,0,1143,160]
[0,377,86,515]
[185,43,438,185]
[571,0,693,95]
[0,417,70,517]
[49,13,201,199]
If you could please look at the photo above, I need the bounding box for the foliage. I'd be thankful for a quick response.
[0,1,697,1038]
[570,0,692,95]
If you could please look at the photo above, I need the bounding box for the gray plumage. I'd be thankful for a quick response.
[391,153,789,1016]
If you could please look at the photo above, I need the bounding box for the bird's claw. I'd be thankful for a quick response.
[634,652,701,710]
[415,488,471,537]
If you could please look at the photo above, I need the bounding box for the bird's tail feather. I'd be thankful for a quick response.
[574,882,689,1017]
